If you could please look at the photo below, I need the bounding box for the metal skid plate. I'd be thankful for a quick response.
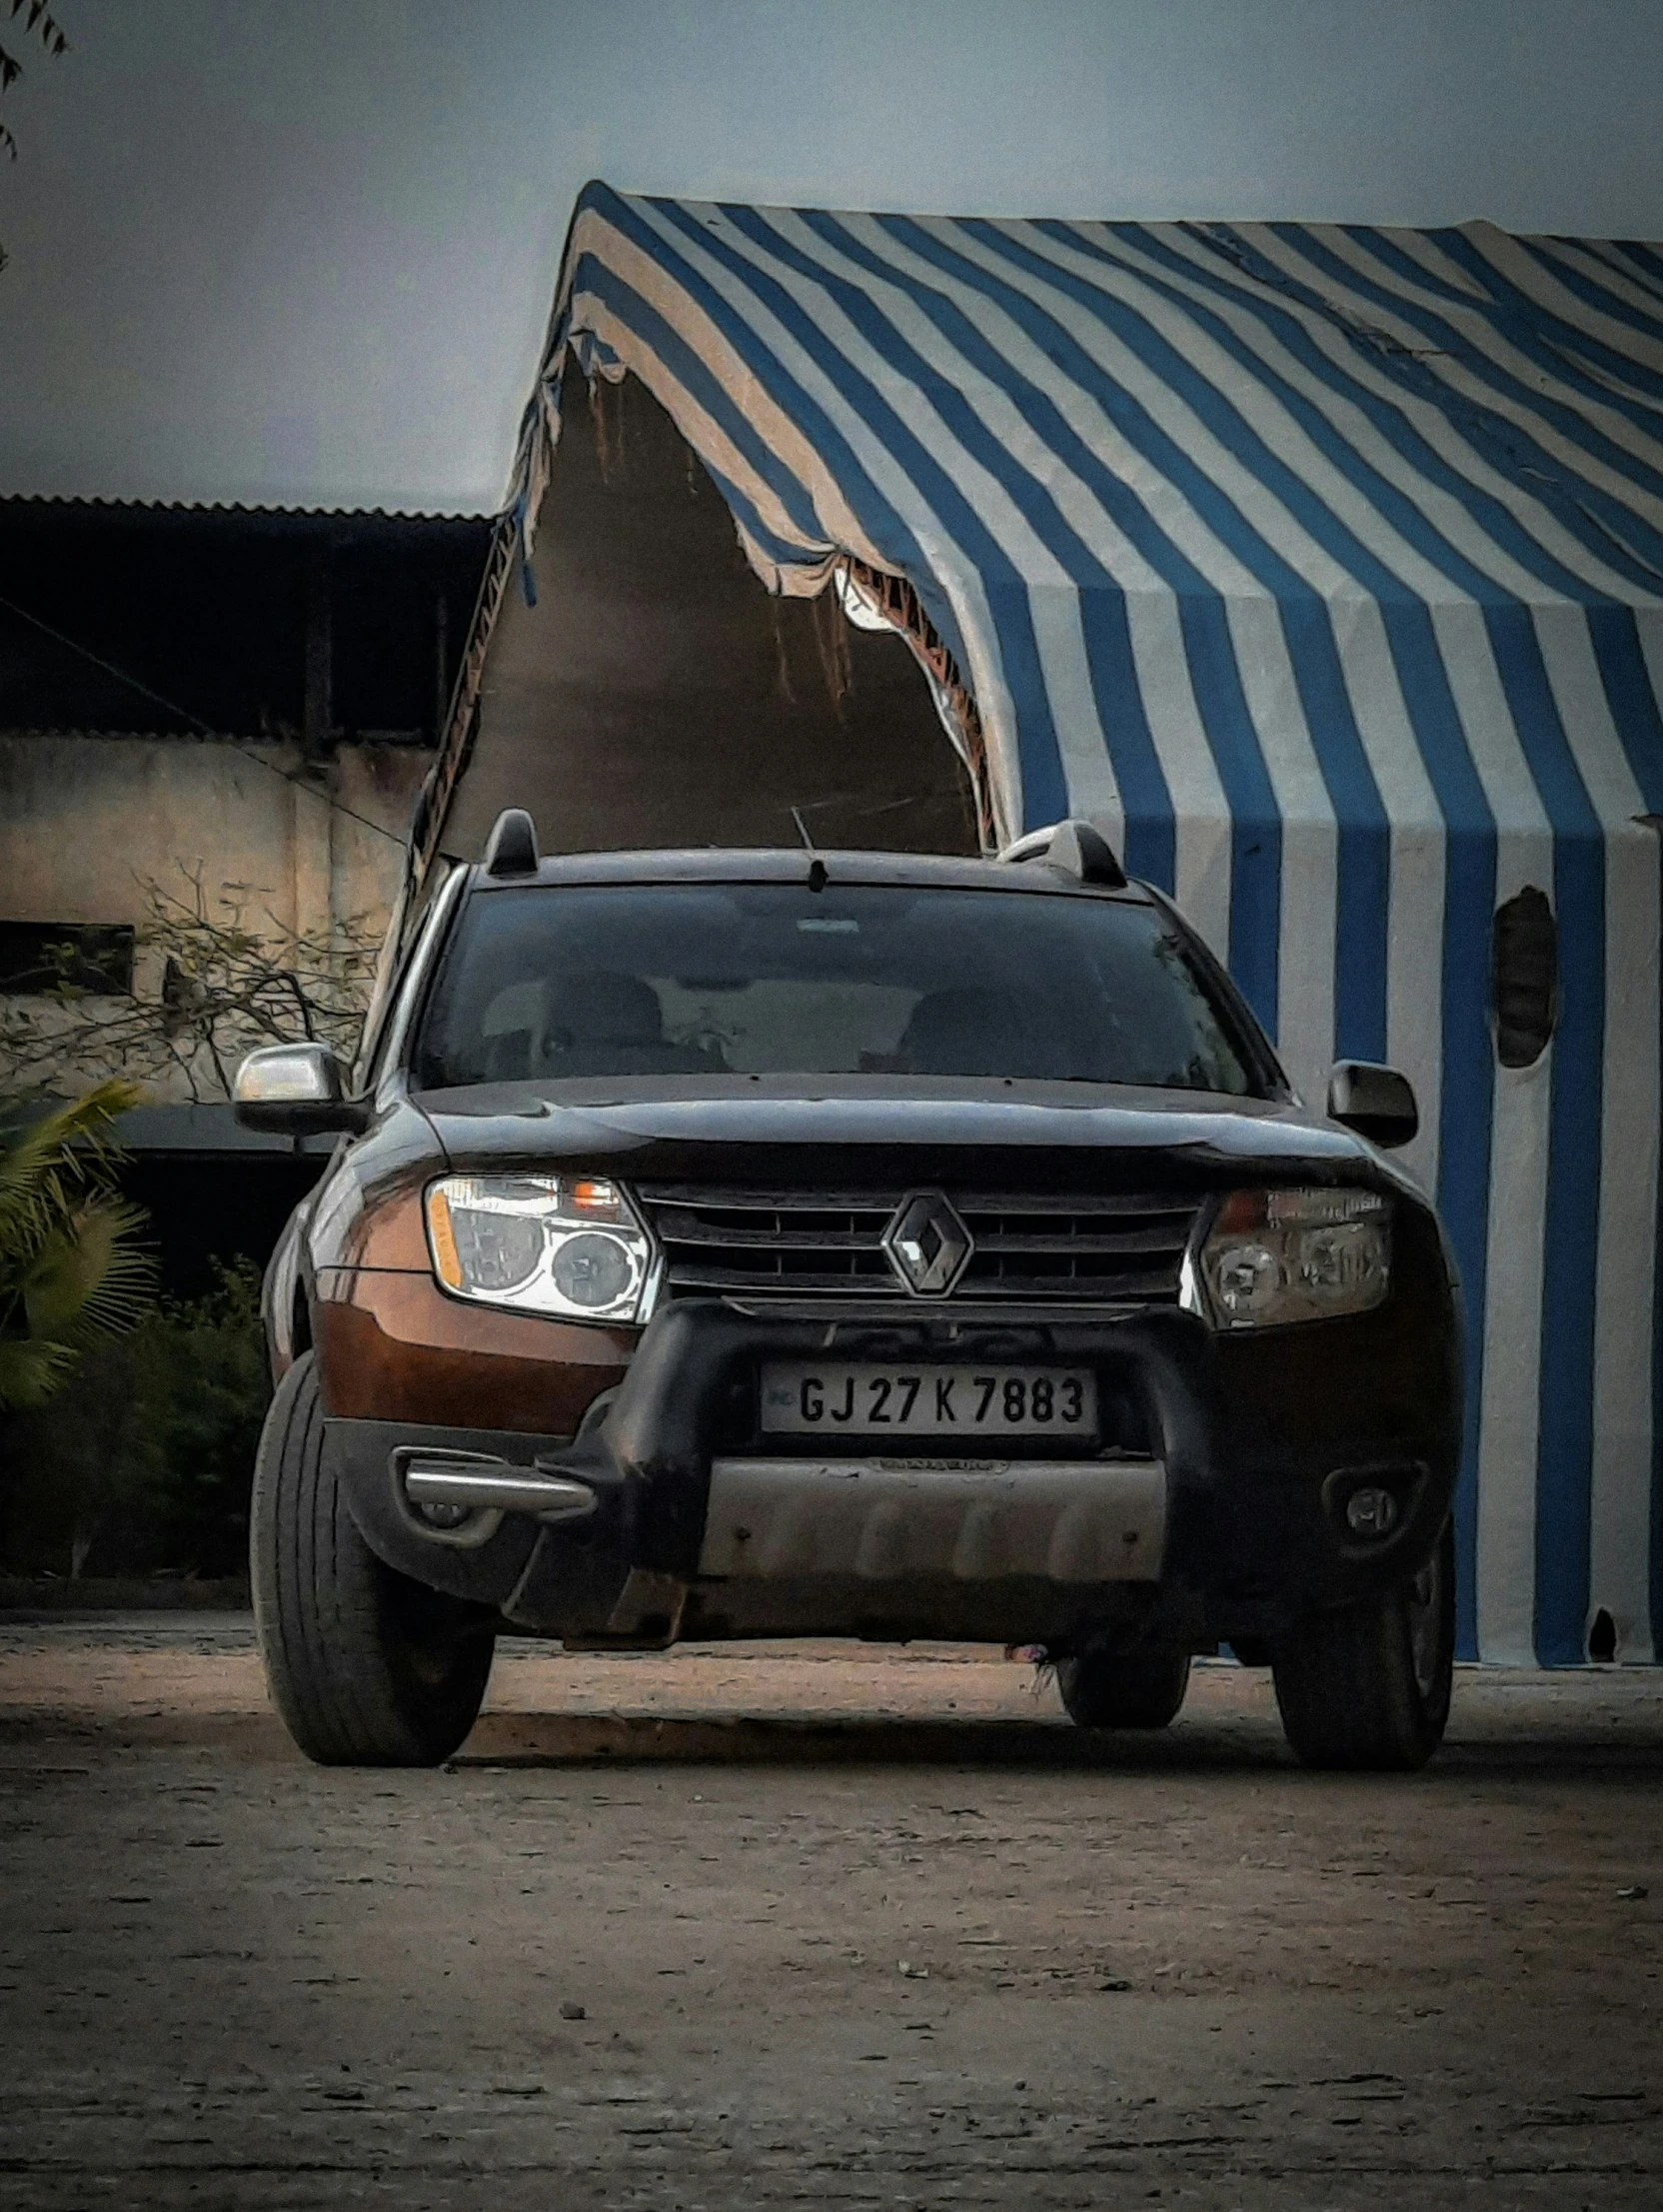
[698,1456,1166,1585]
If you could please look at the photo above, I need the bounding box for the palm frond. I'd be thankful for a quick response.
[0,1331,77,1411]
[0,1083,155,1409]
[65,1200,158,1339]
[22,1201,154,1337]
[0,1079,144,1252]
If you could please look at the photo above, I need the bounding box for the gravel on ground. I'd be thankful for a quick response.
[2,1614,1660,2208]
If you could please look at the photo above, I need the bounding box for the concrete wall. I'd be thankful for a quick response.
[0,734,430,1102]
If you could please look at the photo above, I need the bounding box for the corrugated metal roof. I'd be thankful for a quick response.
[0,727,432,746]
[0,493,498,523]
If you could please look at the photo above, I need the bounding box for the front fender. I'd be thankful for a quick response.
[262,1200,310,1385]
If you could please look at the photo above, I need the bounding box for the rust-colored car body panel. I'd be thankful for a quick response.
[314,1267,632,1433]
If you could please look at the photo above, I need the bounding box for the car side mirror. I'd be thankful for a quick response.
[1326,1060,1418,1149]
[233,1043,370,1135]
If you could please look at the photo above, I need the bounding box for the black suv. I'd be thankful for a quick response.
[236,814,1461,1770]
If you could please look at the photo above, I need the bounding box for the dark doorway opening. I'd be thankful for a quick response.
[120,1150,323,1300]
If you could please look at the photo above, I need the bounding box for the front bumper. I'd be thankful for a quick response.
[322,1289,1460,1650]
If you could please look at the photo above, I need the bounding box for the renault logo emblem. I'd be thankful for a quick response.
[882,1192,972,1297]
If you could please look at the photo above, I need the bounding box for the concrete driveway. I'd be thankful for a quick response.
[2,1614,1661,2208]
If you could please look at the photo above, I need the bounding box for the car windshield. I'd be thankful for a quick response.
[414,882,1256,1096]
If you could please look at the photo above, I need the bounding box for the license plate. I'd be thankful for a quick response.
[760,1363,1097,1438]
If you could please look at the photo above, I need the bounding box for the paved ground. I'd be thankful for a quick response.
[2,1614,1661,2209]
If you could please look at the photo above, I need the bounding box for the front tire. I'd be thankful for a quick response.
[251,1353,495,1766]
[1271,1521,1455,1771]
[1057,1650,1191,1729]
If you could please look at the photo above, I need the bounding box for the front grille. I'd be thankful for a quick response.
[634,1184,1200,1308]
[636,1189,900,1297]
[953,1193,1199,1302]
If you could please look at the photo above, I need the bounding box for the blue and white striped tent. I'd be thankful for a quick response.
[505,183,1663,1666]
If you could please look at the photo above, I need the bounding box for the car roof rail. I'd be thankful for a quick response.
[997,817,1127,889]
[482,808,540,877]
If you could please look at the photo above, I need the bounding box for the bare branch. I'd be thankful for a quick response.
[0,872,384,1101]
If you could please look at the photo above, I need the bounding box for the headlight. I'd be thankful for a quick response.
[425,1173,656,1323]
[1184,1186,1390,1329]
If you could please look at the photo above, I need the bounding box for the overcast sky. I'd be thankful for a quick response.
[2,0,1661,513]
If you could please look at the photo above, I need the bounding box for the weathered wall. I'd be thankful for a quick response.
[0,734,430,1102]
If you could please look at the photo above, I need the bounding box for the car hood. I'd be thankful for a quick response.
[413,1075,1405,1196]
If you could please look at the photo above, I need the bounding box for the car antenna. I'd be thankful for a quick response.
[791,807,829,892]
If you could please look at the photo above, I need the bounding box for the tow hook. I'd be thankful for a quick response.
[396,1449,598,1527]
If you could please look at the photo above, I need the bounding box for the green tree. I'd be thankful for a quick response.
[2,1256,269,1580]
[137,1257,270,1576]
[0,1079,155,1411]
